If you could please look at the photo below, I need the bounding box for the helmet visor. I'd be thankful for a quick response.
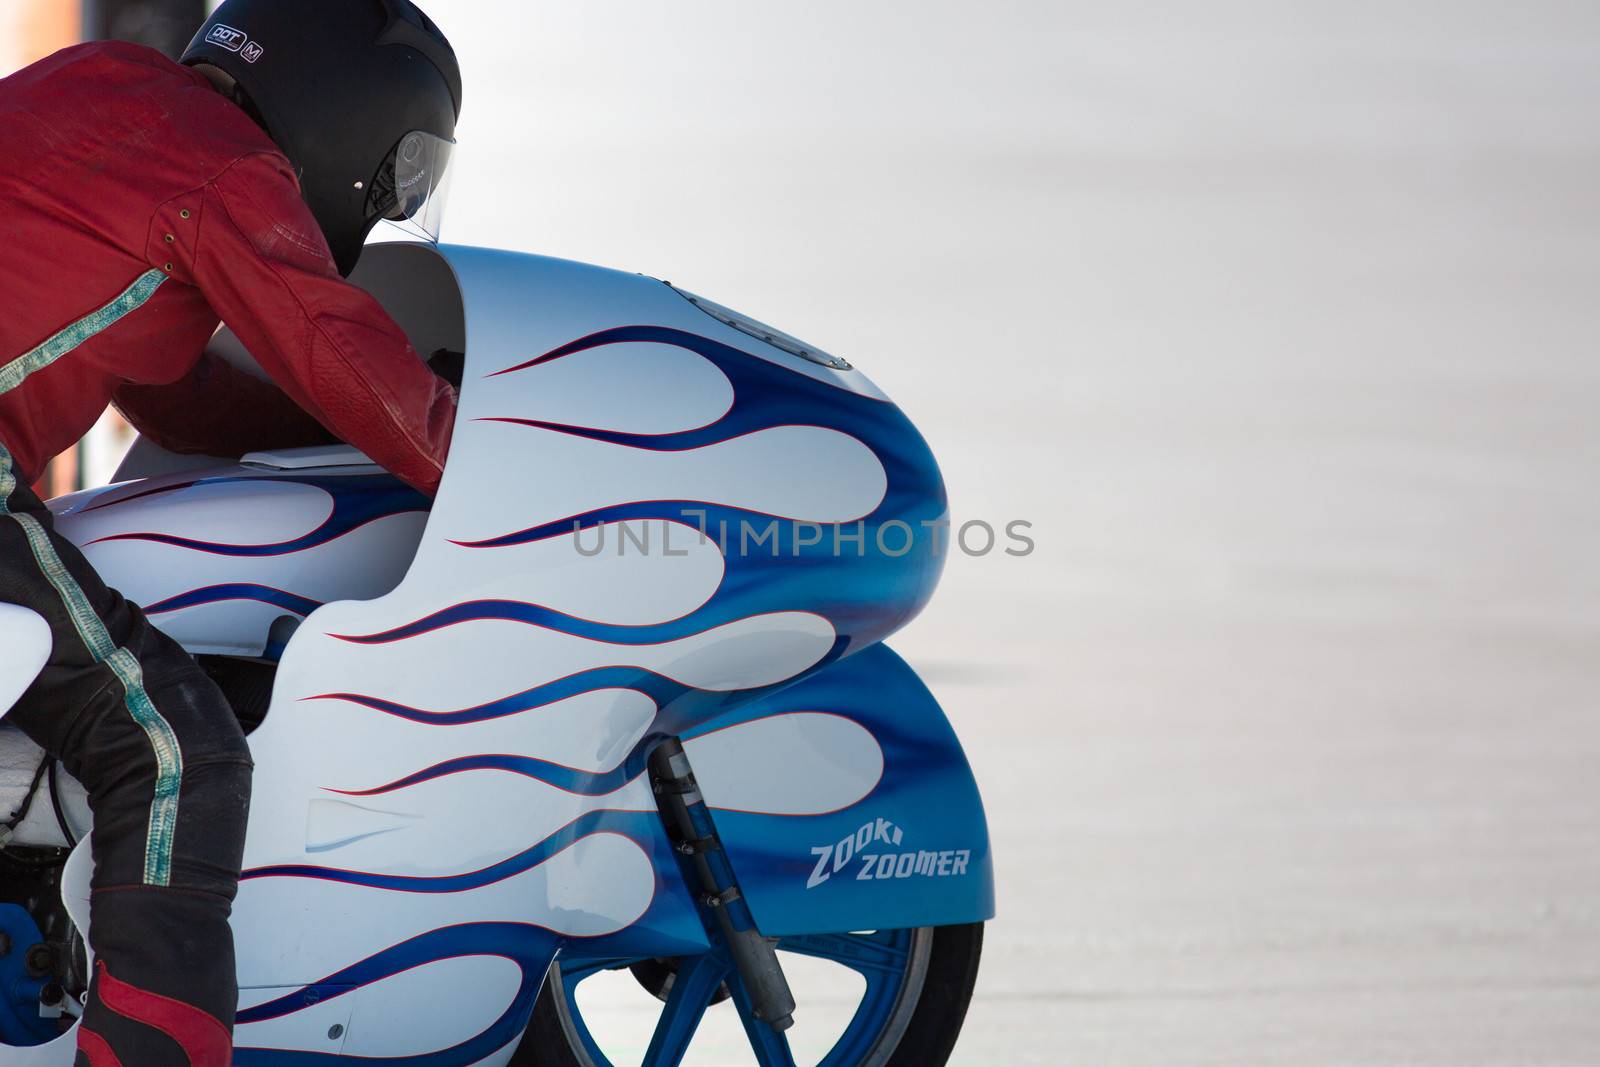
[369,130,455,244]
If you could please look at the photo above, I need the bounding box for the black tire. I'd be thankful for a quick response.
[514,922,984,1067]
[885,923,983,1067]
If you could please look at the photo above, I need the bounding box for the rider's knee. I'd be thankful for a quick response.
[69,666,253,893]
[157,670,254,825]
[156,670,254,893]
[68,668,247,785]
[148,668,253,771]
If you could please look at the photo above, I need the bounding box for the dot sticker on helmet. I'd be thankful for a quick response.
[205,24,248,52]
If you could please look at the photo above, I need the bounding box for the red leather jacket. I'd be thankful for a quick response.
[0,42,456,494]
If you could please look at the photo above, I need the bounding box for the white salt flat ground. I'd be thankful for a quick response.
[422,1,1600,1062]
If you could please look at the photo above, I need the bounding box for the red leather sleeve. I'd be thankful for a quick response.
[189,152,456,495]
[113,351,336,458]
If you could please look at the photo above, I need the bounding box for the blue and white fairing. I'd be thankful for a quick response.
[10,243,991,1064]
[683,644,995,938]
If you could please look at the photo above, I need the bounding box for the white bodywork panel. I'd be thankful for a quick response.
[0,604,50,722]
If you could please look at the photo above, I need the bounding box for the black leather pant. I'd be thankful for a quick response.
[0,445,249,1066]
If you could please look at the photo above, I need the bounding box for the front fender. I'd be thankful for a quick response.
[0,604,50,722]
[685,644,994,936]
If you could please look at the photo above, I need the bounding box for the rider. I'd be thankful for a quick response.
[0,1,459,1062]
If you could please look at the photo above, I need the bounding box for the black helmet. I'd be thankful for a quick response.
[181,0,463,276]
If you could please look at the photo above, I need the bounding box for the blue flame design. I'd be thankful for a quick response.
[232,922,559,1065]
[307,647,848,740]
[331,752,638,798]
[331,598,724,646]
[308,666,685,726]
[144,583,323,617]
[379,326,945,681]
[241,810,658,893]
[87,474,427,557]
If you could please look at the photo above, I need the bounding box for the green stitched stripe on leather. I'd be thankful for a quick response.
[0,269,167,395]
[0,443,182,885]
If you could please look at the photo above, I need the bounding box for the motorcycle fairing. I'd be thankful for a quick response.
[683,643,995,937]
[212,244,956,1062]
[8,243,969,1063]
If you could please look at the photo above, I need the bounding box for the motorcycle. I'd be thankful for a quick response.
[0,240,993,1066]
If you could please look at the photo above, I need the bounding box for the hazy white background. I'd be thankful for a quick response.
[428,2,1597,1063]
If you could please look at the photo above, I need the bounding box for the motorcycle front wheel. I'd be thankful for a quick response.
[514,923,983,1067]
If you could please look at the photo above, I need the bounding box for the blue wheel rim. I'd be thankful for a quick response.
[555,928,923,1067]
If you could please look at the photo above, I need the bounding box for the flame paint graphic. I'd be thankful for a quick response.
[304,668,676,727]
[330,600,834,648]
[85,475,427,557]
[144,584,323,617]
[305,655,847,738]
[461,325,915,549]
[242,811,657,893]
[232,922,560,1066]
[326,753,638,798]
